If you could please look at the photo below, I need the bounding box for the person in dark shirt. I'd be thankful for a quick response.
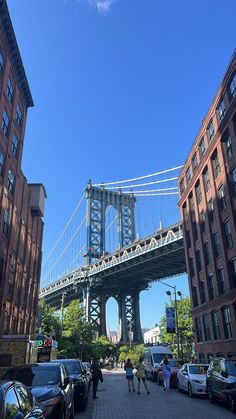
[91,359,103,399]
[124,358,135,392]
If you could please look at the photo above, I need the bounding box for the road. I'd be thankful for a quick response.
[75,368,232,419]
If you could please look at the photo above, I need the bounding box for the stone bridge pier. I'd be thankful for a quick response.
[83,284,143,344]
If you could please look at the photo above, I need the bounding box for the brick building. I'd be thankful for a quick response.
[0,1,46,337]
[178,51,236,362]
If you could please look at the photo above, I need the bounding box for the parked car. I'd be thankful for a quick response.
[157,359,180,388]
[52,359,88,411]
[206,357,236,407]
[82,362,92,384]
[177,363,209,397]
[0,380,45,419]
[2,363,74,419]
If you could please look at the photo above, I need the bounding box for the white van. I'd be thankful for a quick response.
[144,345,173,381]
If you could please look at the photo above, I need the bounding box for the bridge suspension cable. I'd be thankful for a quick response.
[92,165,183,187]
[101,176,178,190]
[42,194,85,267]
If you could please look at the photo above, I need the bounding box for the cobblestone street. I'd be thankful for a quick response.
[76,368,232,419]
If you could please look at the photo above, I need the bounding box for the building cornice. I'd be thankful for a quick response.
[0,0,34,108]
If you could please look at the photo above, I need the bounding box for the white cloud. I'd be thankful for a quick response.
[89,0,116,13]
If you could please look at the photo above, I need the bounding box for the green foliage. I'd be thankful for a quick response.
[88,335,117,361]
[159,296,194,361]
[37,300,60,338]
[118,344,144,365]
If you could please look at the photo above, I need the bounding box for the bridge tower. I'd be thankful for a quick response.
[83,183,143,343]
[84,183,136,264]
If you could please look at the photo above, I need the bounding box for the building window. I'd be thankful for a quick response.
[217,267,226,295]
[195,317,202,342]
[207,274,215,301]
[207,120,215,143]
[2,109,10,137]
[0,256,4,286]
[211,150,221,178]
[12,316,17,334]
[3,311,10,334]
[2,209,10,239]
[0,151,4,177]
[203,167,211,193]
[204,241,210,265]
[189,257,195,278]
[182,203,188,222]
[6,78,14,103]
[208,199,215,223]
[213,231,221,258]
[207,352,214,363]
[228,71,236,101]
[229,259,236,289]
[199,353,205,363]
[16,104,22,126]
[222,307,233,339]
[192,285,198,307]
[7,170,14,194]
[186,166,191,185]
[0,50,4,76]
[203,315,211,341]
[217,98,226,122]
[222,130,233,161]
[211,311,221,340]
[199,280,206,304]
[186,230,191,249]
[195,181,202,204]
[200,211,206,233]
[199,137,206,159]
[189,193,195,220]
[223,219,233,250]
[196,250,202,272]
[192,221,198,241]
[180,178,185,195]
[192,153,198,173]
[230,167,236,197]
[218,184,226,210]
[12,134,19,158]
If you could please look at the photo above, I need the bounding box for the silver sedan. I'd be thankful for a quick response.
[177,363,209,397]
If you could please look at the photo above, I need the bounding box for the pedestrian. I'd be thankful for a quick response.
[136,357,150,395]
[91,359,103,399]
[124,358,135,392]
[161,356,171,391]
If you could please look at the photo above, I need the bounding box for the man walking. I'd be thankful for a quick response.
[91,359,103,399]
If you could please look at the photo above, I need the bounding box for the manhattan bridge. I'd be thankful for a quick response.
[40,165,186,344]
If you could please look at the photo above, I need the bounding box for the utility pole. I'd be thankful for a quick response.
[61,292,66,335]
[161,282,181,359]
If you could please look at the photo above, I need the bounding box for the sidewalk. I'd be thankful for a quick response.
[76,368,232,419]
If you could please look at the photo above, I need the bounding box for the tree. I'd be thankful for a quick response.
[159,296,194,361]
[37,300,61,338]
[118,344,144,366]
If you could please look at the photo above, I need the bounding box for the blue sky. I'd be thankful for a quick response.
[7,0,236,330]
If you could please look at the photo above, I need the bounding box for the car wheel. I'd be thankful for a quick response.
[177,381,182,392]
[228,395,236,413]
[188,383,193,398]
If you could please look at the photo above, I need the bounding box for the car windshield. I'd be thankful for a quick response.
[4,367,60,387]
[189,365,208,375]
[226,361,236,375]
[153,354,173,363]
[62,362,82,375]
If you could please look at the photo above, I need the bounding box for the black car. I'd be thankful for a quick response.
[2,363,74,419]
[206,357,236,408]
[0,380,45,419]
[52,359,88,411]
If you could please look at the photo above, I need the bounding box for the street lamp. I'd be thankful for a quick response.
[161,282,182,359]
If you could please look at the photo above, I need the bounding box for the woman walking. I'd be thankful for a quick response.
[124,358,135,392]
[162,357,171,391]
[136,357,150,395]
